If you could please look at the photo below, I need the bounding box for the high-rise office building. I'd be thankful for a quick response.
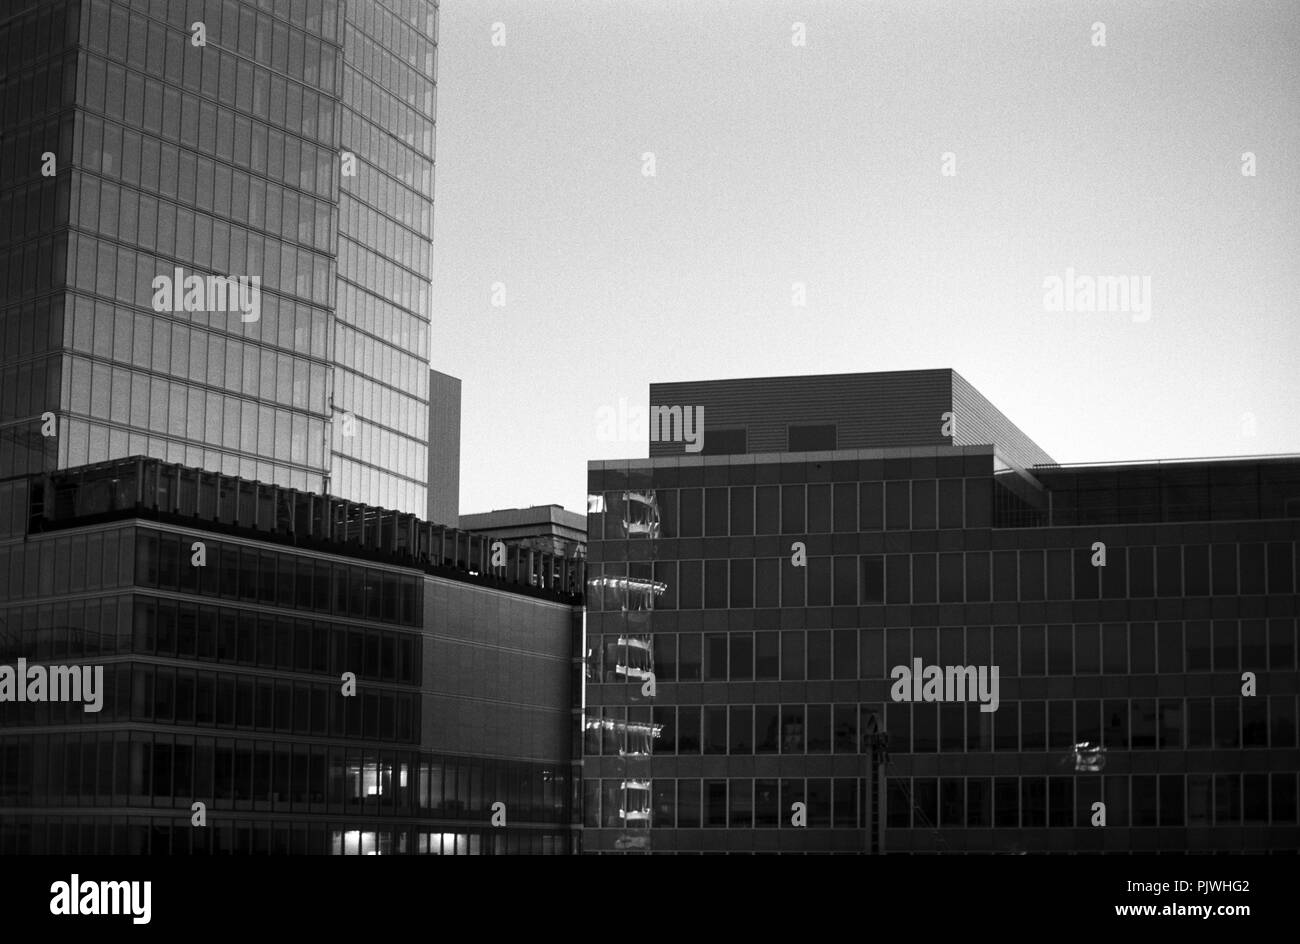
[0,0,434,516]
[0,1,586,854]
[583,369,1300,853]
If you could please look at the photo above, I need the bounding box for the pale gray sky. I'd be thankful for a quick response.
[430,0,1300,516]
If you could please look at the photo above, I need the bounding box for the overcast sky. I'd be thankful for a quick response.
[430,0,1300,517]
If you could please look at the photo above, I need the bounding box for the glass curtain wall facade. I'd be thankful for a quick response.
[583,448,1300,853]
[332,0,435,515]
[0,0,437,518]
[0,0,76,479]
[0,457,580,853]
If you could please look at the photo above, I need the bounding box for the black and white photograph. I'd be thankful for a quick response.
[0,0,1296,927]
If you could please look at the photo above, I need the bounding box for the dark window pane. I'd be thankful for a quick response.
[807,631,831,680]
[1213,621,1238,672]
[704,487,728,536]
[703,633,727,681]
[729,486,753,535]
[1020,626,1045,676]
[1131,623,1155,673]
[678,634,701,681]
[755,486,780,534]
[1131,698,1157,749]
[807,705,831,753]
[728,778,752,827]
[833,483,856,533]
[1241,620,1266,671]
[1187,699,1212,748]
[755,558,779,608]
[729,707,752,754]
[859,482,882,530]
[703,707,727,754]
[755,706,779,753]
[781,485,805,534]
[704,559,727,609]
[885,481,909,530]
[833,629,856,680]
[861,556,884,604]
[677,708,700,753]
[1103,624,1127,674]
[1184,545,1209,595]
[781,631,804,681]
[755,632,779,680]
[729,632,753,681]
[833,555,857,606]
[807,484,831,534]
[1019,551,1044,601]
[780,706,804,754]
[834,704,857,753]
[911,480,936,530]
[678,489,702,537]
[1269,619,1294,671]
[1214,698,1239,748]
[1020,701,1045,750]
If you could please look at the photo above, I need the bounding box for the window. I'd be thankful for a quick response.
[1131,623,1155,673]
[993,551,1017,601]
[833,630,856,679]
[913,703,937,752]
[703,634,727,681]
[704,487,727,536]
[704,560,727,608]
[677,708,700,753]
[1187,699,1212,748]
[884,481,909,530]
[729,633,753,681]
[705,781,726,826]
[781,631,804,681]
[781,485,805,534]
[860,628,883,679]
[756,486,780,534]
[1131,699,1157,748]
[1021,702,1045,750]
[755,706,779,753]
[1158,623,1182,673]
[859,482,882,530]
[1129,546,1154,597]
[755,632,779,679]
[1102,624,1127,674]
[911,480,936,529]
[1270,619,1296,671]
[1020,626,1045,676]
[677,634,700,681]
[1213,621,1238,672]
[729,707,752,754]
[677,780,700,827]
[730,486,753,535]
[781,706,805,753]
[861,556,884,604]
[807,484,831,533]
[678,489,702,537]
[833,483,856,532]
[1214,698,1239,748]
[728,779,753,827]
[807,631,831,679]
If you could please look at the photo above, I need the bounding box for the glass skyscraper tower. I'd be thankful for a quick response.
[0,0,436,516]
